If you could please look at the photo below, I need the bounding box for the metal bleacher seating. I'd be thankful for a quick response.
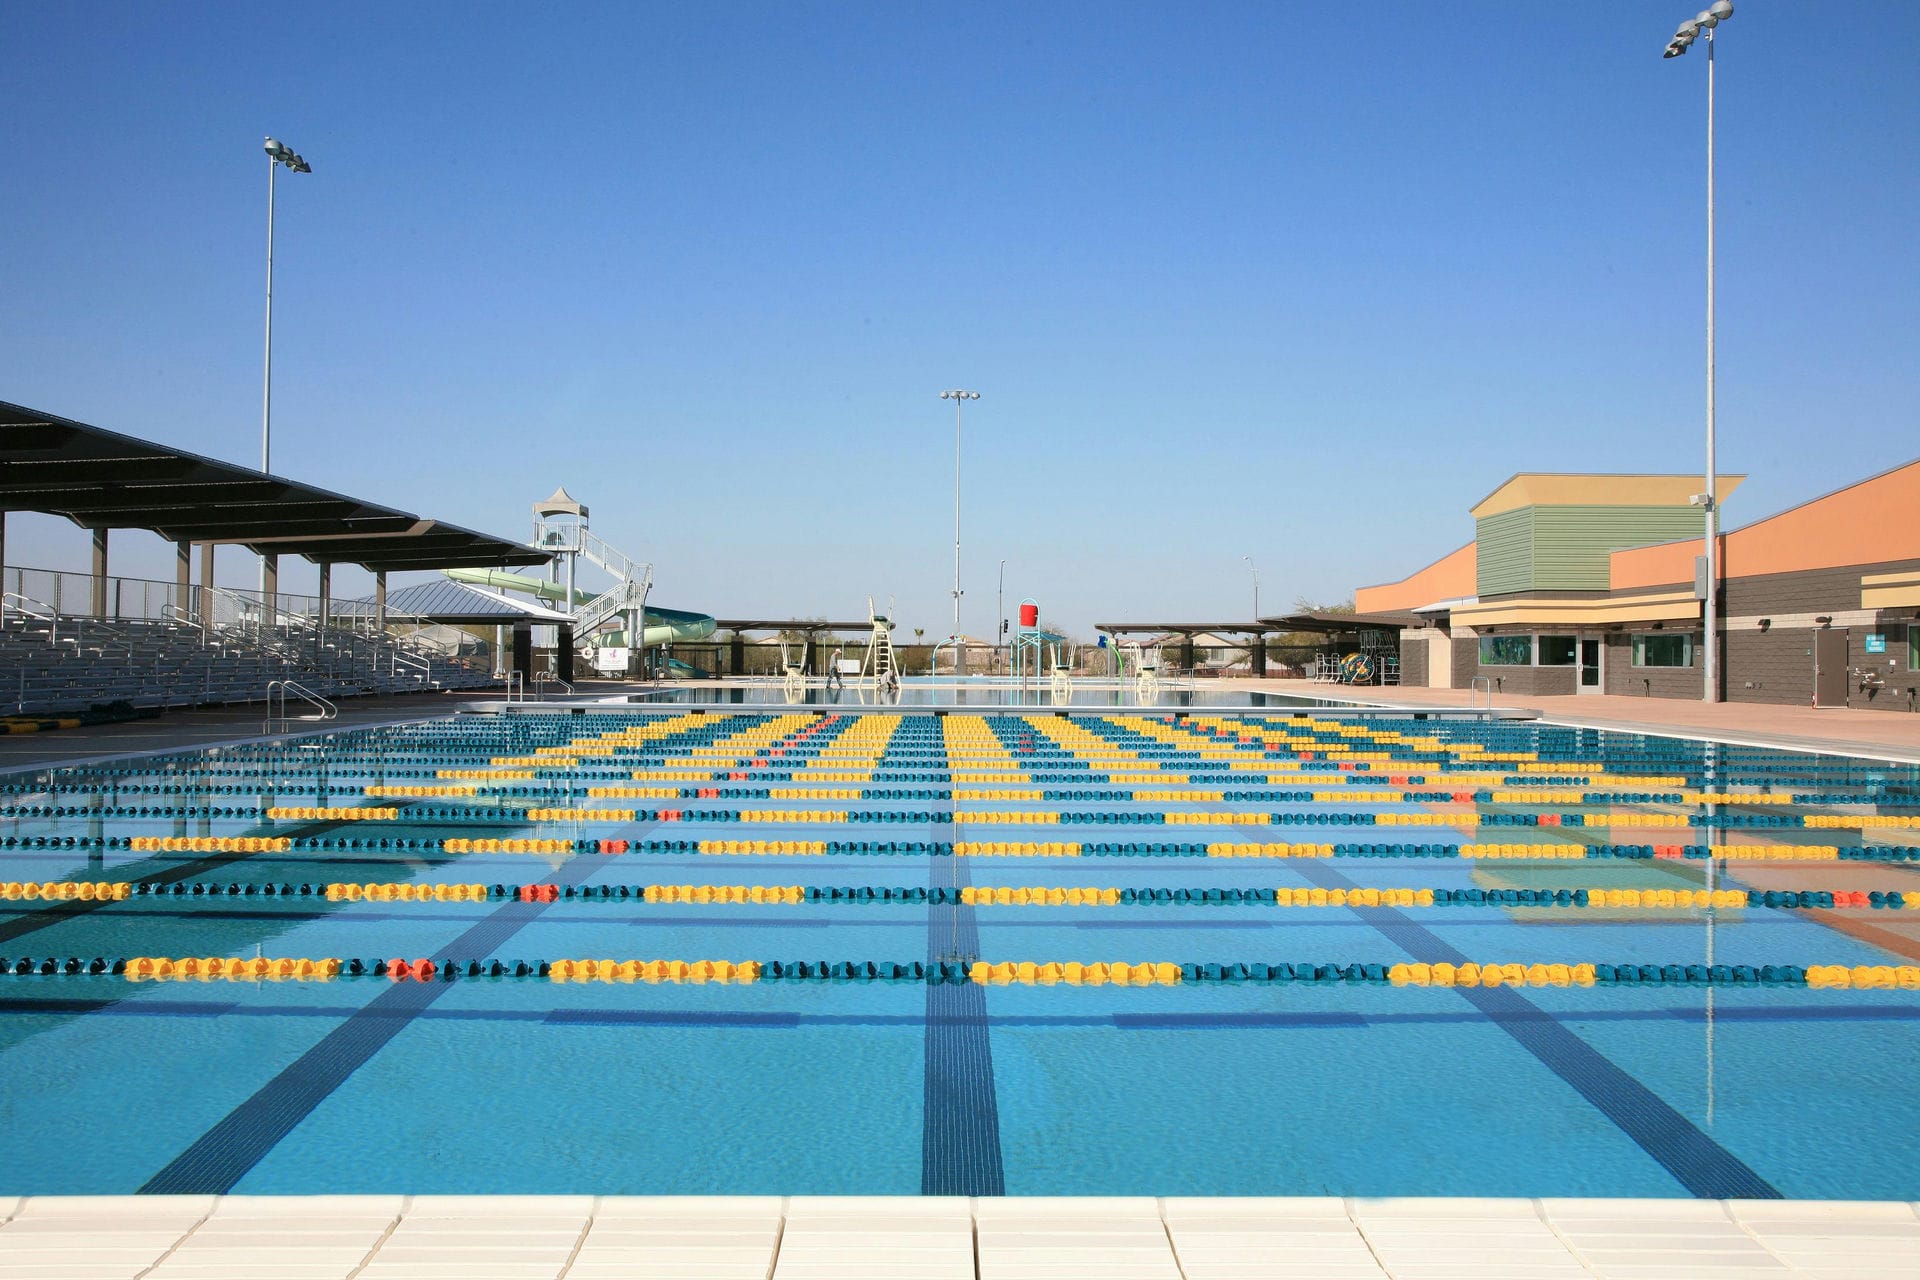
[2,592,492,718]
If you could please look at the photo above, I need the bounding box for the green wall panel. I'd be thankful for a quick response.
[1475,508,1534,596]
[1477,505,1701,595]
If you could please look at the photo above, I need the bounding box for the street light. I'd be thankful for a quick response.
[1242,555,1260,621]
[939,390,979,649]
[261,135,311,597]
[1663,1,1732,703]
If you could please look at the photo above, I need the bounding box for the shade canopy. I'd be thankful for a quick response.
[0,400,546,572]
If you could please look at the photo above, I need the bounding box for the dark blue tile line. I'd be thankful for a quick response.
[10,995,1915,1031]
[922,807,1005,1195]
[1291,861,1782,1200]
[136,850,620,1195]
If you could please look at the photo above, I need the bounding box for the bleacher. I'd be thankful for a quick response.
[1,593,493,718]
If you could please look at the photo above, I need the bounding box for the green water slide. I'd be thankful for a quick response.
[443,567,717,649]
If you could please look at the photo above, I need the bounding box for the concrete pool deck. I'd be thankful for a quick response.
[1257,680,1920,764]
[0,1194,1915,1279]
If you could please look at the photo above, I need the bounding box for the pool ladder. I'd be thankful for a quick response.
[263,679,336,733]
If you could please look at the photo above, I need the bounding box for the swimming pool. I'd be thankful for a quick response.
[1,707,1916,1199]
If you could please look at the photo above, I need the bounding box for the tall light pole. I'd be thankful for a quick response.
[1664,2,1732,703]
[261,136,310,597]
[997,557,1007,675]
[939,390,979,644]
[1242,555,1260,621]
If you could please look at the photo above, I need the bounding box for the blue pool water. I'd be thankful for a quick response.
[0,707,1916,1198]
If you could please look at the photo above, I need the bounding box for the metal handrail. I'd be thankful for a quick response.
[1470,676,1494,713]
[532,671,574,701]
[263,679,337,732]
[502,671,525,703]
[1,592,57,638]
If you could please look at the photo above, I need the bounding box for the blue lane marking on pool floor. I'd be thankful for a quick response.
[1291,861,1783,1200]
[922,835,1006,1195]
[137,853,617,1195]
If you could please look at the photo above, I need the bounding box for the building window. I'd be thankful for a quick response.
[1479,635,1533,666]
[1908,624,1920,672]
[1632,634,1694,668]
[1538,635,1577,666]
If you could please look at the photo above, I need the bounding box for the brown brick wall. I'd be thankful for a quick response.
[1452,636,1480,688]
[1398,633,1429,687]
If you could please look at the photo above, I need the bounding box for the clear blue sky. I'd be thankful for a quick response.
[3,2,1915,635]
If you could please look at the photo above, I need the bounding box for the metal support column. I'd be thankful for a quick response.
[374,572,388,630]
[1252,631,1267,677]
[730,632,745,676]
[260,554,279,619]
[199,543,215,631]
[174,540,191,616]
[90,527,109,617]
[316,562,331,631]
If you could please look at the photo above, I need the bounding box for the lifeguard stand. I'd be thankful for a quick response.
[1011,599,1070,686]
[860,596,901,690]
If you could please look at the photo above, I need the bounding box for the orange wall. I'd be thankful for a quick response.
[1611,460,1920,589]
[1356,542,1476,612]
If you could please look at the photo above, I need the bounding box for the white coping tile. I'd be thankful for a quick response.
[772,1266,971,1276]
[1574,1266,1797,1274]
[1175,1266,1390,1274]
[591,1195,783,1218]
[1350,1197,1542,1218]
[1162,1196,1349,1218]
[208,1194,408,1217]
[0,1201,17,1222]
[1576,1248,1783,1263]
[147,1268,358,1277]
[1542,1198,1735,1221]
[1729,1200,1920,1222]
[191,1215,395,1230]
[974,1196,1163,1218]
[576,1227,779,1243]
[1175,1244,1379,1261]
[403,1194,595,1217]
[0,1222,188,1237]
[785,1195,972,1217]
[13,1195,217,1217]
[1555,1220,1756,1236]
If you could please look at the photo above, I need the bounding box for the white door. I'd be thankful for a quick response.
[1578,637,1604,694]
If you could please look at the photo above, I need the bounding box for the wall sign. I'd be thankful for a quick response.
[1865,634,1887,654]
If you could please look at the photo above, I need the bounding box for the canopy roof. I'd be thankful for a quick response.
[0,400,547,572]
[1258,610,1420,633]
[331,579,571,625]
[1095,621,1275,634]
